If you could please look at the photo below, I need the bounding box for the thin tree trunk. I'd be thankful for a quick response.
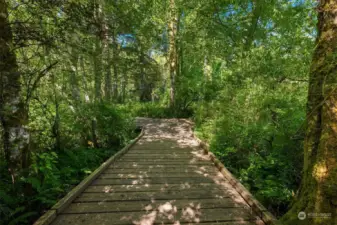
[93,0,106,102]
[80,56,90,102]
[176,10,182,78]
[121,71,127,103]
[179,25,183,79]
[105,56,112,102]
[112,27,119,101]
[104,27,112,102]
[93,38,102,101]
[49,51,61,152]
[52,94,61,151]
[168,0,178,108]
[139,51,147,102]
[100,2,110,102]
[91,119,99,148]
[282,1,337,225]
[0,0,30,179]
[70,52,80,102]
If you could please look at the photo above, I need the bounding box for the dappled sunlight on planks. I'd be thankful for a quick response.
[134,118,199,149]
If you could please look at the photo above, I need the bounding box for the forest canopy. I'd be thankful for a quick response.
[1,0,336,224]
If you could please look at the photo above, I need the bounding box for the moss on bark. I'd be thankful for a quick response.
[281,1,337,224]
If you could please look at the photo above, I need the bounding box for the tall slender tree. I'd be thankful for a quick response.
[111,25,119,101]
[168,0,178,108]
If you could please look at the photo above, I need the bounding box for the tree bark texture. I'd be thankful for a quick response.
[282,1,337,224]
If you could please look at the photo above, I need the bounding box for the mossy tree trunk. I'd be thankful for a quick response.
[282,1,337,224]
[0,0,30,179]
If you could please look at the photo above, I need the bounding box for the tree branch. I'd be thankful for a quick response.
[26,61,59,104]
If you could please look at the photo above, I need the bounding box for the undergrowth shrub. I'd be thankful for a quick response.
[193,71,306,217]
[0,102,136,225]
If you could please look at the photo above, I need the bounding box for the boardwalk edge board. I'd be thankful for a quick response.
[32,129,144,225]
[192,132,283,225]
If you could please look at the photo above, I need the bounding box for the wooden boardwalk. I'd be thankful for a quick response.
[46,118,270,225]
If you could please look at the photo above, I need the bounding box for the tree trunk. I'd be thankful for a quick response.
[282,1,337,225]
[91,119,99,148]
[52,95,61,151]
[93,0,106,102]
[105,60,112,102]
[80,56,90,102]
[0,0,30,179]
[168,0,178,108]
[100,2,111,102]
[93,38,102,101]
[70,52,80,102]
[112,27,119,101]
[104,36,112,102]
[139,51,150,102]
[121,69,127,103]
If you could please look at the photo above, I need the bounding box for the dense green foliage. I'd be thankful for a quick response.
[0,0,320,224]
[1,147,117,224]
[192,41,313,215]
[0,103,136,225]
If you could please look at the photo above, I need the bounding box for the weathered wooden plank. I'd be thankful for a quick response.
[75,189,230,202]
[52,208,255,225]
[110,161,214,168]
[127,149,197,154]
[130,146,196,151]
[125,152,198,155]
[122,156,193,160]
[117,161,211,166]
[205,222,265,225]
[119,158,209,162]
[131,143,185,148]
[126,148,202,153]
[126,150,194,153]
[92,176,218,185]
[99,172,220,179]
[84,183,228,193]
[106,164,215,173]
[109,164,215,170]
[105,167,216,172]
[64,198,248,214]
[104,169,218,175]
[126,151,199,156]
[122,153,208,159]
